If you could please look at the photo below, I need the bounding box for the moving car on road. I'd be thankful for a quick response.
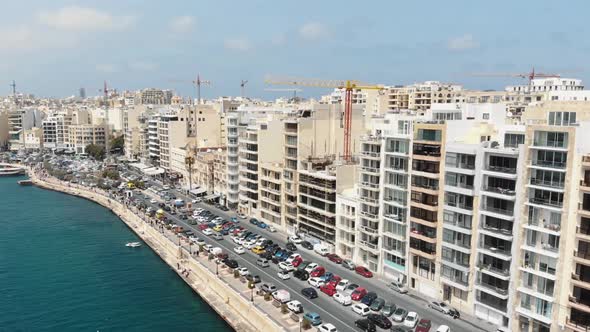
[289,235,303,244]
[317,323,337,332]
[233,246,245,254]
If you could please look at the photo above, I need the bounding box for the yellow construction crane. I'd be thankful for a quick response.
[265,76,384,161]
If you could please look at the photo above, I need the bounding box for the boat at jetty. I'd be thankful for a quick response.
[126,242,142,247]
[18,179,33,186]
[0,163,25,176]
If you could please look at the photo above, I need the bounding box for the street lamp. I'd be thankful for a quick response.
[250,285,254,302]
[216,261,219,276]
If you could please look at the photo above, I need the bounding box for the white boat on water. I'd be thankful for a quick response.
[125,242,142,247]
[0,163,25,176]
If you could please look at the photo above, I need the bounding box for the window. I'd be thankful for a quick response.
[504,133,525,148]
[548,111,577,126]
[482,113,490,120]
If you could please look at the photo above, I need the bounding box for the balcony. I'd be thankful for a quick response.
[531,159,567,170]
[359,240,379,253]
[480,243,511,260]
[567,314,590,332]
[476,292,508,313]
[486,165,516,174]
[361,150,381,159]
[529,197,563,208]
[410,239,436,259]
[481,204,514,217]
[482,185,516,196]
[413,143,441,157]
[360,225,379,235]
[360,181,380,190]
[480,263,510,279]
[529,178,565,189]
[361,166,380,175]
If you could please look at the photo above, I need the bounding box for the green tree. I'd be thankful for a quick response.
[85,144,105,160]
[110,135,124,154]
[102,169,120,180]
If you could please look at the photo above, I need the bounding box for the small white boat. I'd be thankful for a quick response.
[125,242,142,247]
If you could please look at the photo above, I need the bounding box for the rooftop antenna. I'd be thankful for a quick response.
[240,80,248,98]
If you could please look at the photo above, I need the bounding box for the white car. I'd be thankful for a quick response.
[191,198,202,203]
[277,270,291,280]
[287,300,303,314]
[307,277,326,288]
[428,301,451,314]
[233,246,245,254]
[304,263,318,273]
[203,244,213,253]
[267,225,276,232]
[278,262,295,272]
[317,323,337,332]
[202,228,213,236]
[351,303,370,316]
[335,279,350,291]
[243,240,256,249]
[289,235,303,244]
[333,293,352,306]
[237,267,250,276]
[150,198,157,204]
[285,253,301,263]
[238,213,247,219]
[404,311,419,328]
[255,238,266,246]
[436,326,450,332]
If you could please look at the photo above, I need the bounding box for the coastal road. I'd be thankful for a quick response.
[123,169,495,332]
[132,190,492,332]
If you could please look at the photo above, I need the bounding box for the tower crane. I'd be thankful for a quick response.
[265,76,384,161]
[263,88,303,100]
[240,80,248,98]
[170,74,211,104]
[470,67,563,84]
[99,81,111,160]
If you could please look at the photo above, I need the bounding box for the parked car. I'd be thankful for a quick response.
[428,301,451,315]
[287,300,303,314]
[233,246,245,254]
[355,266,373,278]
[272,289,291,303]
[277,270,291,280]
[404,311,419,328]
[354,319,376,332]
[319,272,335,282]
[342,259,356,270]
[285,242,297,251]
[343,283,359,296]
[317,323,337,332]
[333,292,352,306]
[381,301,396,317]
[302,312,322,326]
[237,267,250,276]
[224,259,238,269]
[367,313,392,329]
[278,262,295,272]
[391,307,408,322]
[301,241,314,250]
[320,284,337,296]
[326,253,343,264]
[250,218,259,226]
[304,263,318,273]
[388,280,408,294]
[370,297,385,311]
[310,266,326,277]
[246,275,261,284]
[351,303,371,316]
[308,277,326,288]
[294,269,309,281]
[260,283,277,293]
[335,279,350,291]
[289,235,303,244]
[360,292,378,306]
[301,287,318,299]
[416,319,432,332]
[256,258,270,267]
[436,325,450,332]
[351,287,368,301]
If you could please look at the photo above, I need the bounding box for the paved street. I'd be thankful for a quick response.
[128,174,497,332]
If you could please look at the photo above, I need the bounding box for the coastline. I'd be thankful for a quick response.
[26,168,284,332]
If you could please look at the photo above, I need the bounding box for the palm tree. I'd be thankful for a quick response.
[185,155,195,191]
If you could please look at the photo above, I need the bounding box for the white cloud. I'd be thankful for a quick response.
[448,34,479,51]
[95,64,118,73]
[299,22,329,41]
[169,16,195,34]
[37,6,135,31]
[129,61,158,71]
[224,38,251,52]
[0,26,34,51]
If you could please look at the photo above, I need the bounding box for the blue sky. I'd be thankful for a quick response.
[1,0,589,99]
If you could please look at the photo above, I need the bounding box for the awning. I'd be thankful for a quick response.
[143,167,165,176]
[189,187,207,196]
[129,162,151,170]
[203,193,220,200]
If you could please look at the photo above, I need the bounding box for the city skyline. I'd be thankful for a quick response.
[1,0,589,99]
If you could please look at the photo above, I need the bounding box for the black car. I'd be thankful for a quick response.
[361,292,378,306]
[224,259,239,269]
[301,241,313,250]
[220,206,229,211]
[286,242,297,251]
[449,308,461,319]
[158,202,165,208]
[367,314,392,329]
[271,257,280,265]
[163,205,171,212]
[301,287,318,299]
[180,214,188,220]
[354,319,376,332]
[294,269,309,281]
[260,252,273,260]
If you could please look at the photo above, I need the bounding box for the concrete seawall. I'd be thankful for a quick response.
[29,172,285,332]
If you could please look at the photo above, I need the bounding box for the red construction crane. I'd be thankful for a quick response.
[265,76,384,161]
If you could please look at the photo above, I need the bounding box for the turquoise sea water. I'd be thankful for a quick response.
[0,176,232,332]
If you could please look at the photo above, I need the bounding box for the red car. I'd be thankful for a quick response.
[198,224,209,230]
[355,266,373,278]
[326,253,343,264]
[415,319,432,332]
[327,275,342,288]
[320,284,337,296]
[351,287,367,301]
[310,266,326,277]
[292,256,303,267]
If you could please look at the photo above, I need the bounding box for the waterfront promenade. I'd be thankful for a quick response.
[27,166,288,332]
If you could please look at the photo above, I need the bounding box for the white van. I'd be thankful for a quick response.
[210,247,223,256]
[313,244,329,256]
[272,289,291,303]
